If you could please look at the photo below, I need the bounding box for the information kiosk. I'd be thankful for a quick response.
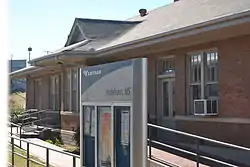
[80,58,148,167]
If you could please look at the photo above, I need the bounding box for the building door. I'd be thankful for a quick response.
[159,78,175,117]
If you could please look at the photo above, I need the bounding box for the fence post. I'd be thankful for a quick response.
[148,126,152,159]
[196,139,200,167]
[27,143,30,167]
[19,125,22,148]
[73,156,76,167]
[11,137,14,166]
[46,148,49,167]
[11,125,13,136]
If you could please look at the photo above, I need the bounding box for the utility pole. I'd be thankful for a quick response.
[28,47,32,66]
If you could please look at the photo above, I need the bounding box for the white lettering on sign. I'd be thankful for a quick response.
[83,70,102,77]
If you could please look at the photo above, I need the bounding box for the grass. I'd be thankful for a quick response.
[61,144,80,155]
[8,144,53,167]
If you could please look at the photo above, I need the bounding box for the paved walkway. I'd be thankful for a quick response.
[149,147,208,167]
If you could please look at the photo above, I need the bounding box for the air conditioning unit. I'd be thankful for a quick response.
[194,99,218,116]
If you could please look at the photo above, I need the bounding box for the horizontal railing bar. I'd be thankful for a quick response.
[8,151,46,167]
[8,147,50,167]
[149,156,181,167]
[9,135,80,158]
[148,123,250,152]
[20,110,48,117]
[21,118,53,126]
[11,151,27,159]
[150,140,238,167]
[28,157,46,167]
[199,155,237,167]
[150,140,196,156]
[8,122,21,127]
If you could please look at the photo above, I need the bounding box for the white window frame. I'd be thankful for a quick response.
[188,49,219,115]
[157,55,175,78]
[65,67,79,113]
[50,75,60,110]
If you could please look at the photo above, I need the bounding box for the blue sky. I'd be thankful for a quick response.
[9,0,172,60]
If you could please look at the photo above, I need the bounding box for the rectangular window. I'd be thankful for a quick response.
[64,68,79,112]
[71,68,78,112]
[64,70,71,111]
[157,57,175,75]
[189,49,219,115]
[34,79,42,110]
[50,75,60,110]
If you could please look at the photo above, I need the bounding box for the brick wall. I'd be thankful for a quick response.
[218,35,250,118]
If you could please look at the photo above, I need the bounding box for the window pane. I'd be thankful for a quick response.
[157,58,175,75]
[205,50,218,82]
[64,70,70,111]
[72,68,78,90]
[191,85,201,100]
[72,90,77,112]
[190,54,201,83]
[205,83,219,98]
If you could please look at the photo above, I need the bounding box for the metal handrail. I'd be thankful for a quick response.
[20,109,47,117]
[21,117,53,126]
[9,135,80,158]
[9,135,80,167]
[8,122,21,128]
[147,123,250,167]
[148,123,250,152]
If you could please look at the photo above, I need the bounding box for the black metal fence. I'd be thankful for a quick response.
[148,123,250,167]
[9,121,250,167]
[8,135,80,167]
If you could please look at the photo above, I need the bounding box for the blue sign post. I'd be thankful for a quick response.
[80,58,148,167]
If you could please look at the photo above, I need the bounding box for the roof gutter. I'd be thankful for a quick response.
[29,40,91,65]
[10,66,42,78]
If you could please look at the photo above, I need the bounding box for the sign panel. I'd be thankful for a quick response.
[81,59,133,102]
[80,58,148,167]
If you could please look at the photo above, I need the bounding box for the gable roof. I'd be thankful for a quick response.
[65,0,250,53]
[65,18,140,47]
[30,0,250,65]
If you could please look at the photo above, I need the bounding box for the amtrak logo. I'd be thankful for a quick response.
[83,70,102,77]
